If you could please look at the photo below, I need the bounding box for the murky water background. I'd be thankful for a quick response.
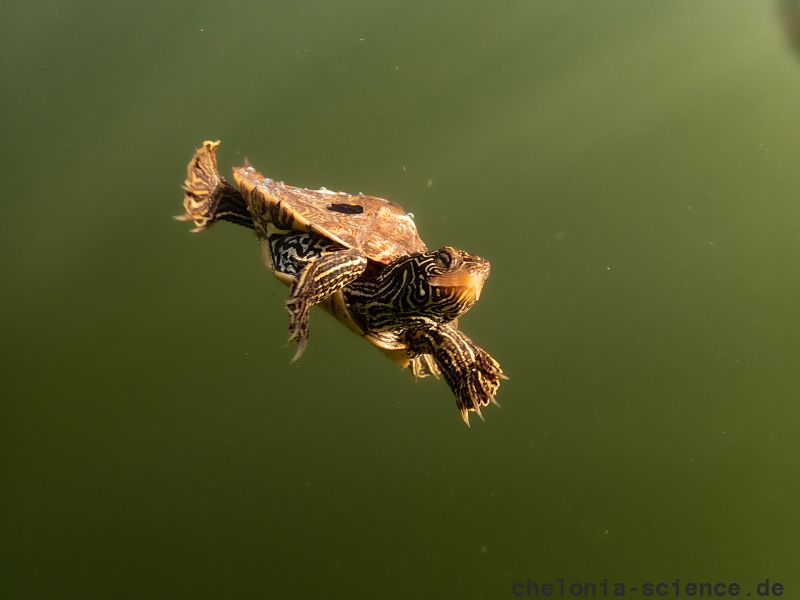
[2,1,799,598]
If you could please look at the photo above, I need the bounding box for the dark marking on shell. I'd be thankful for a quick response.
[327,203,365,215]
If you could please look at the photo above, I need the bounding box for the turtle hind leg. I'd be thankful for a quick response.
[407,325,505,426]
[178,140,254,231]
[286,249,369,362]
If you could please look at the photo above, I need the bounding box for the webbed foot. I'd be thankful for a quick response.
[450,346,505,426]
[407,325,505,426]
[179,140,254,231]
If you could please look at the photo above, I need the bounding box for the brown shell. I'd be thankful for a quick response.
[233,164,427,264]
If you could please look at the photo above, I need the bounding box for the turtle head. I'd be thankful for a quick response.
[425,246,490,312]
[366,246,490,330]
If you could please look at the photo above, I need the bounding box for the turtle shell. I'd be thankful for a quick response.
[233,164,427,264]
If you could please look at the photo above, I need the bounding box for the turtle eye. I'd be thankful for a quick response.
[434,248,452,270]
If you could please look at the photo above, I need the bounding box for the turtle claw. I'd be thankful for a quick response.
[460,408,471,427]
[287,327,309,362]
[289,336,308,363]
[286,300,310,362]
[287,320,309,363]
[174,213,207,232]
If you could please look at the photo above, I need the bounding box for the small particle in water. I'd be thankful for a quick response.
[426,178,433,188]
[358,37,365,42]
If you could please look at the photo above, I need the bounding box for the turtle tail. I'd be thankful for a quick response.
[176,140,254,232]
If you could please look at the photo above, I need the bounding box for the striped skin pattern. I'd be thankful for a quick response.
[356,247,488,332]
[286,248,368,362]
[179,140,504,424]
[268,230,341,277]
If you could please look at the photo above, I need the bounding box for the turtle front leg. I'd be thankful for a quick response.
[407,325,505,426]
[287,249,368,361]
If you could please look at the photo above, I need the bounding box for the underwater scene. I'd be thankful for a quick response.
[2,1,799,598]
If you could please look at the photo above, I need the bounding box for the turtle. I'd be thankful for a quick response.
[177,140,504,424]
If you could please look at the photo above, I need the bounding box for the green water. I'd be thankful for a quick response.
[2,1,799,598]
